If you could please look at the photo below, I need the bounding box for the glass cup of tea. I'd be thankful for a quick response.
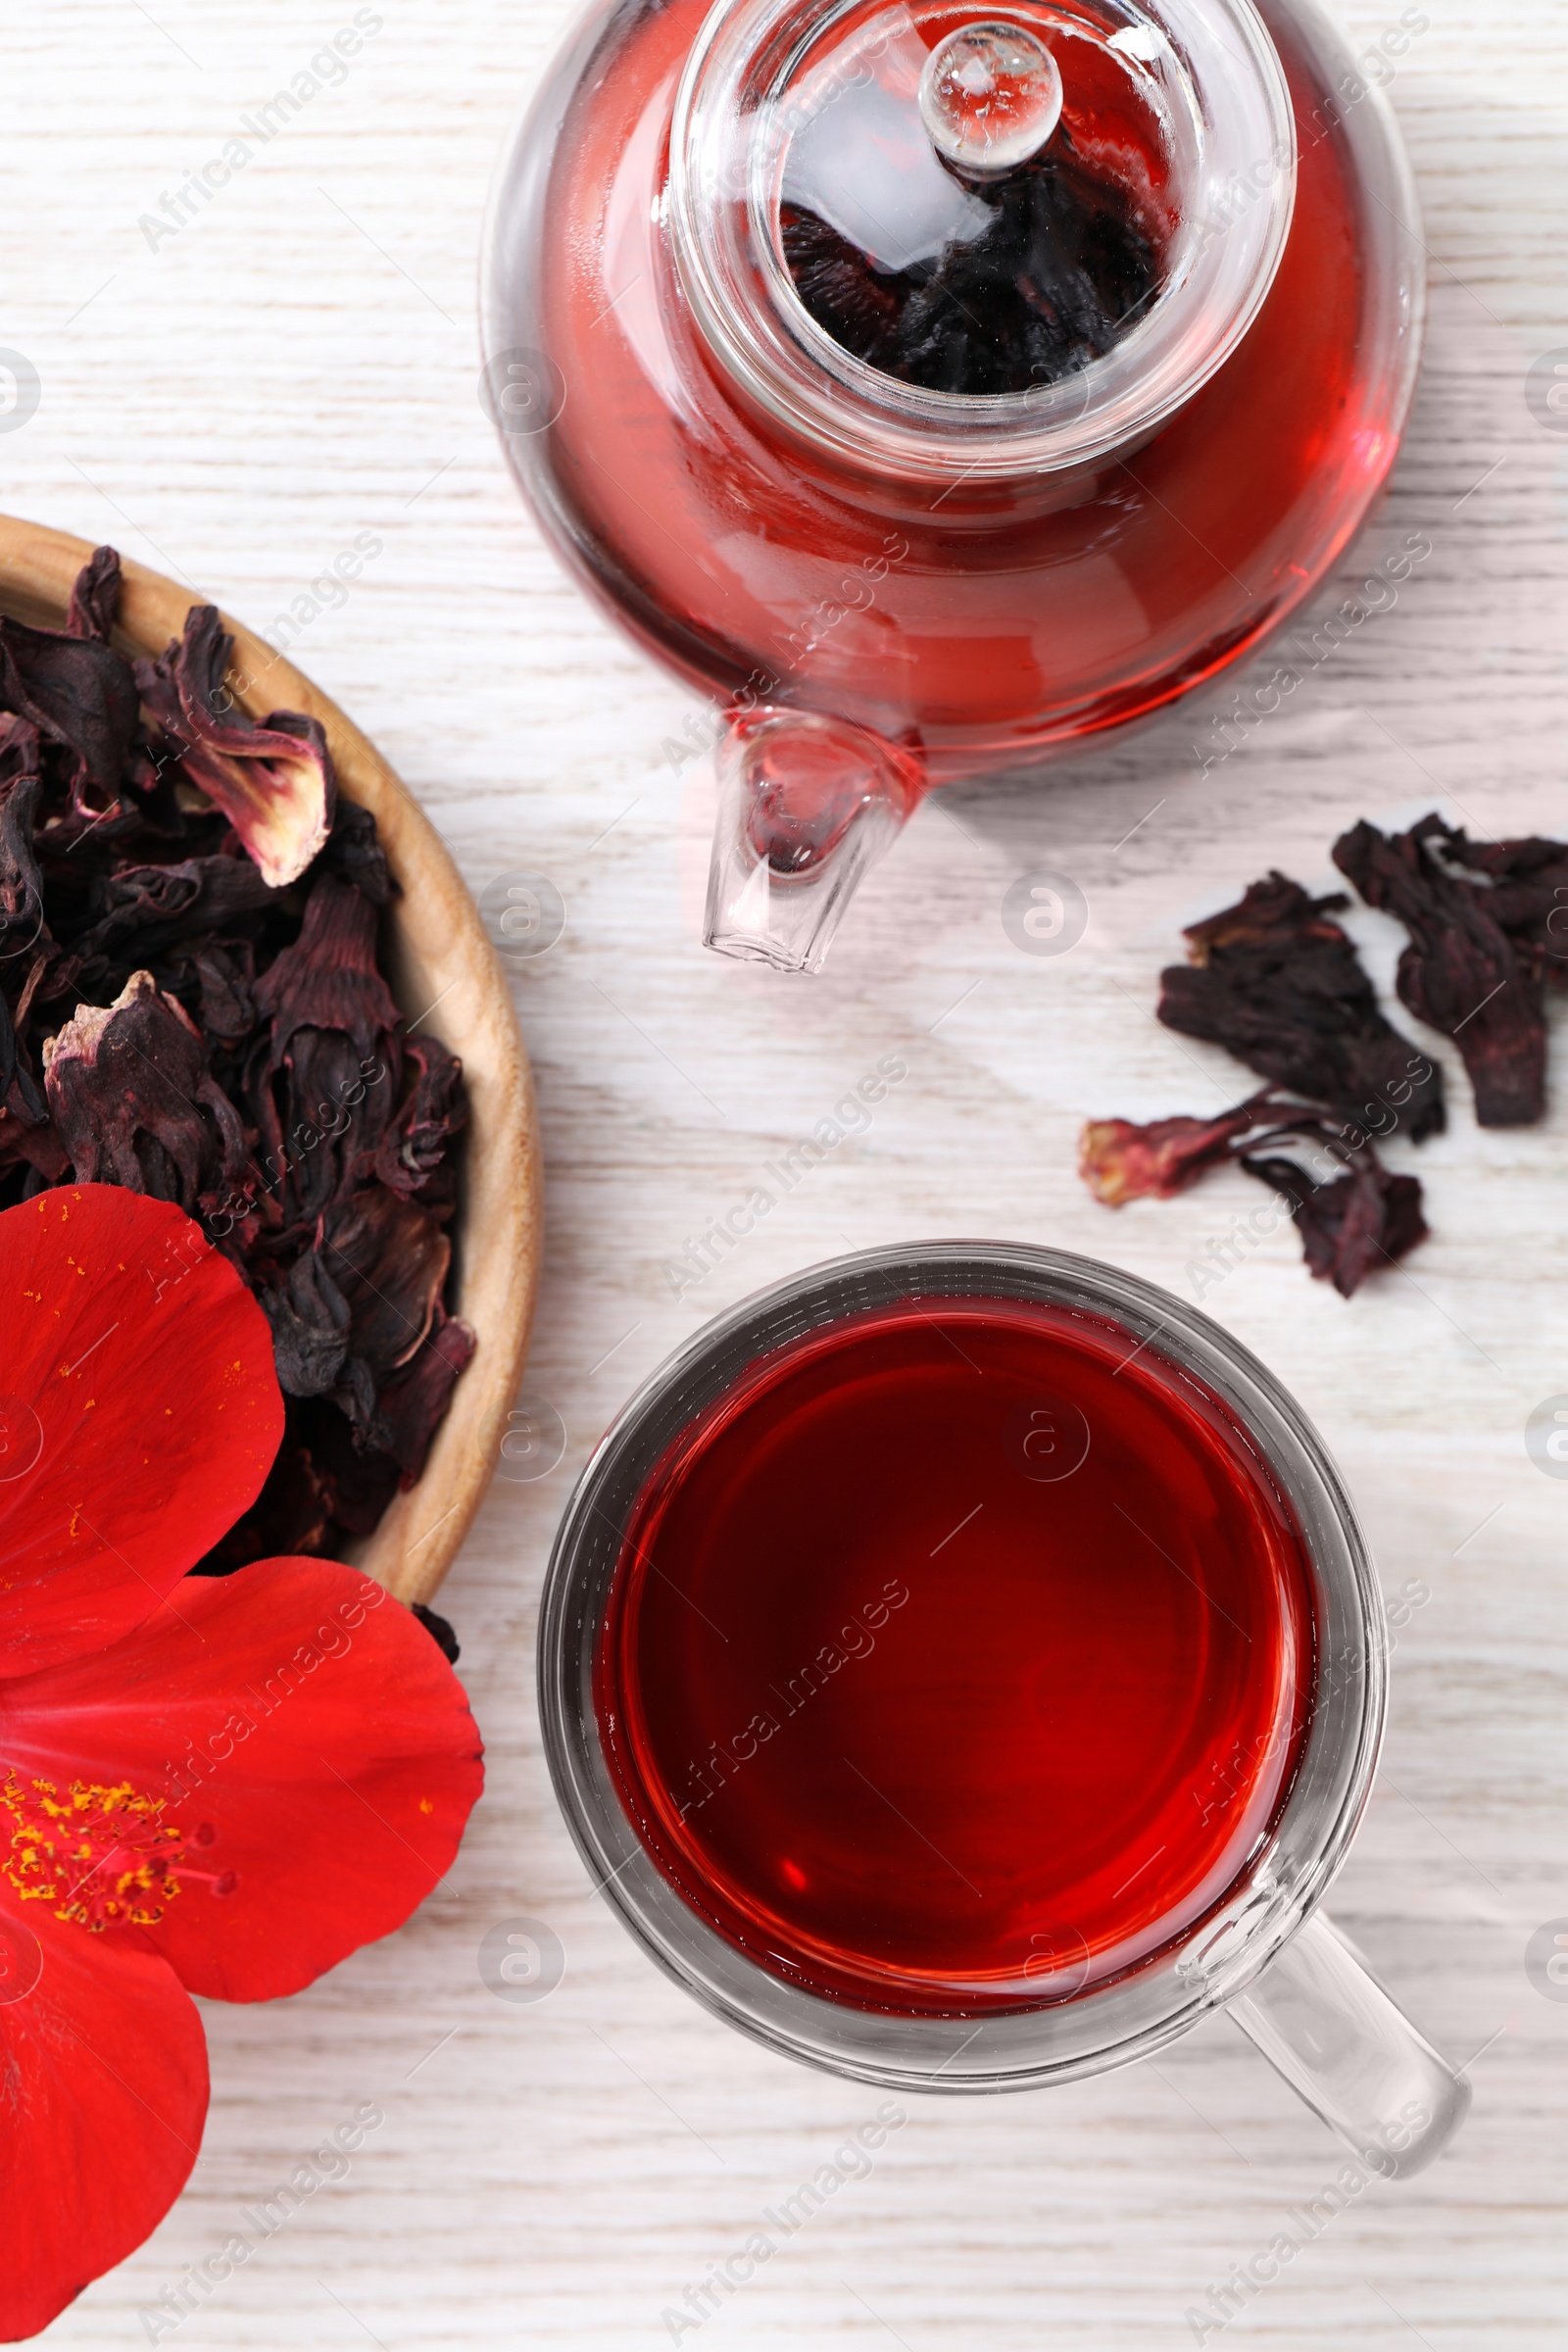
[539,1242,1470,2177]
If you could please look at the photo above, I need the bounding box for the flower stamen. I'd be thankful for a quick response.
[0,1770,237,1929]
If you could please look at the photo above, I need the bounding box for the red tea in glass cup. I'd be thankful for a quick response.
[541,1246,1469,2174]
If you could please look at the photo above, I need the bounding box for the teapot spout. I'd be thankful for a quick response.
[703,708,923,973]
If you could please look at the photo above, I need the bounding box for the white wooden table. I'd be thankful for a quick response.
[7,0,1566,2342]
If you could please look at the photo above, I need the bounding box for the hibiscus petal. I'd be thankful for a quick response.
[0,612,138,808]
[1,1558,482,2002]
[1078,1101,1259,1206]
[132,609,334,889]
[0,1899,206,2341]
[0,1187,281,1678]
[45,972,250,1211]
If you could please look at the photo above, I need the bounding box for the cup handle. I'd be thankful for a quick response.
[1226,1911,1471,2178]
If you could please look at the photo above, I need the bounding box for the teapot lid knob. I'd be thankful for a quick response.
[917,21,1063,180]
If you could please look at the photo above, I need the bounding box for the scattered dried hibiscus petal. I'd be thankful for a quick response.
[1078,1087,1430,1298]
[1333,814,1544,1127]
[1157,870,1445,1143]
[1240,1123,1428,1299]
[1417,824,1568,989]
[1078,1096,1270,1206]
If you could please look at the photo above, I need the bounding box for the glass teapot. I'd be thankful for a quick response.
[483,0,1424,969]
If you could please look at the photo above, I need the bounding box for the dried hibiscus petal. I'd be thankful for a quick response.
[65,543,122,644]
[1080,1085,1431,1297]
[1241,1126,1428,1298]
[1333,814,1545,1127]
[0,605,137,811]
[1078,1097,1268,1206]
[781,142,1159,397]
[317,1186,451,1380]
[1157,870,1445,1143]
[43,970,248,1210]
[133,606,334,888]
[377,1304,477,1487]
[250,874,402,1219]
[260,1250,353,1398]
[320,797,392,906]
[75,848,276,963]
[0,713,41,793]
[192,942,258,1051]
[1427,826,1568,987]
[253,872,399,1065]
[0,734,49,969]
[0,985,44,1126]
[373,1033,466,1200]
[411,1601,461,1663]
[293,1396,401,1533]
[0,1111,70,1189]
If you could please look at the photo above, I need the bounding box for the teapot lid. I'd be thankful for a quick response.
[668,0,1296,485]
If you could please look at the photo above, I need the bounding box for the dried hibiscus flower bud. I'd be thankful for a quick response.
[1078,1097,1268,1205]
[319,797,392,905]
[43,970,248,1212]
[134,606,334,888]
[1333,814,1545,1127]
[1158,870,1445,1143]
[412,1600,462,1663]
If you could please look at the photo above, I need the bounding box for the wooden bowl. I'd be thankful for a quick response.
[0,513,541,1606]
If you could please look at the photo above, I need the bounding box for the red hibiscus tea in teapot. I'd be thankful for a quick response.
[596,1297,1316,2012]
[489,0,1424,969]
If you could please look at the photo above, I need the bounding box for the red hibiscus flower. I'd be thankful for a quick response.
[0,1185,483,2340]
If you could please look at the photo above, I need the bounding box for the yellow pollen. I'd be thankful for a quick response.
[0,1770,189,1931]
